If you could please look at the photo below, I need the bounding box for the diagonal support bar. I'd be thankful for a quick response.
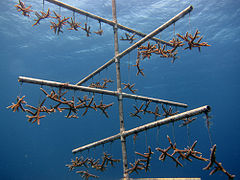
[18,76,188,107]
[72,105,211,153]
[75,5,193,85]
[45,0,173,46]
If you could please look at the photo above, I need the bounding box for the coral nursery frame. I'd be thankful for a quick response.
[17,0,212,179]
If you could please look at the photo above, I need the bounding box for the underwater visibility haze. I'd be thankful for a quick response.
[0,0,240,179]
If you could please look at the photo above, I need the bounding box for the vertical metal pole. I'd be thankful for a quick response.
[112,0,129,179]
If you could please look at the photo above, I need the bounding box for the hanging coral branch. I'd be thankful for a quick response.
[148,104,161,120]
[81,23,91,37]
[169,37,185,50]
[130,102,144,119]
[81,95,96,116]
[7,96,26,112]
[102,152,121,167]
[135,146,154,172]
[156,135,208,167]
[32,8,51,26]
[162,104,179,118]
[66,153,120,179]
[94,29,103,36]
[142,100,152,114]
[41,88,97,117]
[138,41,179,62]
[203,144,235,179]
[66,156,89,170]
[155,43,179,63]
[25,99,47,125]
[177,29,211,51]
[67,17,81,31]
[126,159,146,174]
[14,1,108,36]
[89,78,113,89]
[179,117,197,127]
[129,102,179,120]
[133,52,144,76]
[7,87,115,125]
[120,33,137,43]
[50,11,69,35]
[61,96,79,118]
[122,82,137,94]
[94,100,114,118]
[14,0,33,17]
[132,29,211,74]
[76,170,99,179]
[94,21,103,36]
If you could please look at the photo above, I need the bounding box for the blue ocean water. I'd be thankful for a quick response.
[1,0,240,179]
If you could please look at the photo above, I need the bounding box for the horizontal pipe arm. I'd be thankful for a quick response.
[72,105,211,153]
[121,92,187,107]
[45,0,172,46]
[18,76,187,107]
[18,76,117,95]
[75,5,193,85]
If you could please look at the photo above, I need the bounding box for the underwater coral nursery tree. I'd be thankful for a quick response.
[9,0,235,179]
